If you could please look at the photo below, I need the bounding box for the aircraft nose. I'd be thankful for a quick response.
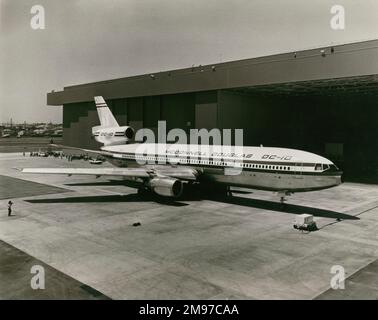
[335,173,343,185]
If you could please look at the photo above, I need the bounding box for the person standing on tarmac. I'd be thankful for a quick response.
[7,200,13,216]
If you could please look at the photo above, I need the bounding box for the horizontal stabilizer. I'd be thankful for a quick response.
[49,144,111,156]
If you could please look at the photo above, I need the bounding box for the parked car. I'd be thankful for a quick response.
[89,158,103,165]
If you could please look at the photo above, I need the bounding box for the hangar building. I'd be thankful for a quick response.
[47,39,378,182]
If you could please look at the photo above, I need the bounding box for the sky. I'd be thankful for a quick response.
[0,0,377,123]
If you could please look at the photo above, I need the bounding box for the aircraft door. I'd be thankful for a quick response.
[294,162,303,179]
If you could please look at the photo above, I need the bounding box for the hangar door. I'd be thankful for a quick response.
[195,103,217,130]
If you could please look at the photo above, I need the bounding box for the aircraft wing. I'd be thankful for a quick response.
[22,167,151,178]
[21,166,199,181]
[146,166,199,180]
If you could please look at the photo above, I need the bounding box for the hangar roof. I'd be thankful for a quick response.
[229,74,378,96]
[47,39,378,106]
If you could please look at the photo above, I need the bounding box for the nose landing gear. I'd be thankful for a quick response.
[277,191,292,204]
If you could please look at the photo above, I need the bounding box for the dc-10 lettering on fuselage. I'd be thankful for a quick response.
[22,96,342,201]
[262,154,292,161]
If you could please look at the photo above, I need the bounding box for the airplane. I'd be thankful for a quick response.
[22,96,342,203]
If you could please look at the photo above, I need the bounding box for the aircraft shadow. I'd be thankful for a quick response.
[65,181,252,196]
[210,195,359,221]
[26,185,358,220]
[226,190,252,195]
[65,180,140,188]
[26,193,188,207]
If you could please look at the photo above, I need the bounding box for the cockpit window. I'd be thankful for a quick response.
[316,163,339,172]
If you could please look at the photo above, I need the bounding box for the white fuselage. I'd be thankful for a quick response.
[101,143,342,192]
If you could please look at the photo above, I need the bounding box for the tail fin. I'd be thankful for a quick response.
[94,96,119,128]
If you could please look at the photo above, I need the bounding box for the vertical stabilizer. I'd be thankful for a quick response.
[94,96,119,128]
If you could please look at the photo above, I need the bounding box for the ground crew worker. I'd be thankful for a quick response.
[7,200,13,216]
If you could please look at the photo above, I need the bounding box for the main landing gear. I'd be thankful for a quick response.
[137,185,150,196]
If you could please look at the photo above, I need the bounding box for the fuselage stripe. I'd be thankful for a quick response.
[104,153,341,177]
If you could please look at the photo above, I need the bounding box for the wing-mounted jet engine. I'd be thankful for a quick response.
[148,177,184,198]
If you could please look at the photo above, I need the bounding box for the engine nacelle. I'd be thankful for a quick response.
[92,126,134,146]
[149,178,183,198]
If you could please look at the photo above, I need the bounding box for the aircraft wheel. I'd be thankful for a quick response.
[137,186,148,196]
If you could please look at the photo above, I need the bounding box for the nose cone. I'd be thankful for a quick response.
[340,172,345,184]
[332,171,343,186]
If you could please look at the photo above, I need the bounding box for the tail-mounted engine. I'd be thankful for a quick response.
[92,126,134,146]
